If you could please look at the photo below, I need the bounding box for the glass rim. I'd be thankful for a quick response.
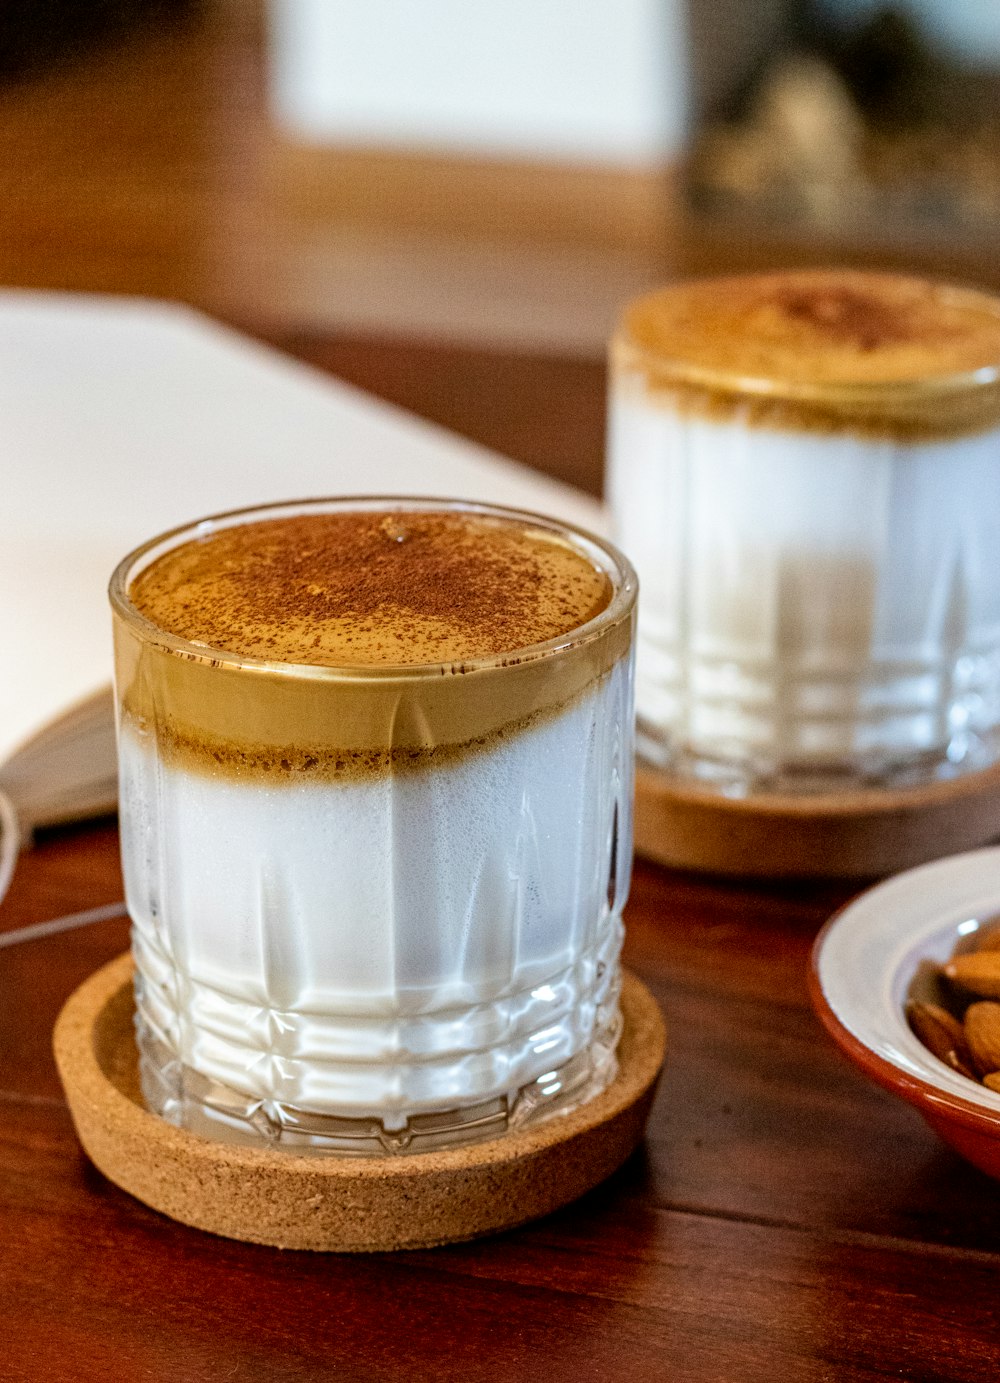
[109,495,638,681]
[612,273,1000,420]
[614,340,1000,406]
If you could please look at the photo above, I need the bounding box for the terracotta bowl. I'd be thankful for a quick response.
[810,845,1000,1178]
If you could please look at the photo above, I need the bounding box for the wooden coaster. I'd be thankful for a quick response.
[635,759,1000,880]
[53,954,666,1252]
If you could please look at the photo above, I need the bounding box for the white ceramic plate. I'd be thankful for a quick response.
[813,846,1000,1114]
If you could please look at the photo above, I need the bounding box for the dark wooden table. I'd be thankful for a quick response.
[3,339,1000,1383]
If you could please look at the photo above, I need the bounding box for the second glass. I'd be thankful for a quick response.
[608,271,1000,793]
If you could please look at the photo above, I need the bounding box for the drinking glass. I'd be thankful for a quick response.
[110,497,637,1154]
[608,275,1000,793]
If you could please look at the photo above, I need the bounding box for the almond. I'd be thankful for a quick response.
[975,924,1000,952]
[906,1000,972,1071]
[944,951,1000,999]
[983,1073,1000,1093]
[945,1051,979,1081]
[964,1002,1000,1077]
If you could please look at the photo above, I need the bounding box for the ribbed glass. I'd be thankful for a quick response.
[609,292,1000,793]
[110,497,636,1153]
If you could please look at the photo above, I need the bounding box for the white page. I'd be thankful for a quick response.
[0,292,605,773]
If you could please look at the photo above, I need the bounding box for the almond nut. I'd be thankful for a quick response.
[912,995,968,1045]
[964,1002,1000,1077]
[944,952,1000,999]
[906,1000,972,1072]
[983,1073,1000,1093]
[944,1049,978,1082]
[975,925,1000,952]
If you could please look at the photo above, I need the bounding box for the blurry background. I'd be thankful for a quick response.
[2,0,998,496]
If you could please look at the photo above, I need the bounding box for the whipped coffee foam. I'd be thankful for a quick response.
[609,272,1000,787]
[617,270,1000,434]
[129,508,612,667]
[112,500,636,1151]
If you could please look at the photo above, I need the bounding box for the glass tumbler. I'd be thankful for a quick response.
[109,498,636,1154]
[608,270,1000,794]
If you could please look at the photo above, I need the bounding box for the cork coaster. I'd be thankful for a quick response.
[53,954,666,1252]
[635,759,1000,879]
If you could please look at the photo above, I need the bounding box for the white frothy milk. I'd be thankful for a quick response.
[610,388,1000,787]
[120,663,633,1148]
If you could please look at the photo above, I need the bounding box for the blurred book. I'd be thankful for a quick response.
[0,291,603,836]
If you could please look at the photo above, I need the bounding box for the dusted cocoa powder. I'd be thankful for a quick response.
[130,509,612,666]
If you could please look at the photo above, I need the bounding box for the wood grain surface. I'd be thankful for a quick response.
[4,817,1000,1382]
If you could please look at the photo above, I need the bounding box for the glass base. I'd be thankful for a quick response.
[136,996,623,1157]
[637,720,1000,798]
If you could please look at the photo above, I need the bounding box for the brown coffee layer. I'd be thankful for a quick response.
[128,510,611,666]
[120,681,610,784]
[114,508,634,782]
[614,270,1000,439]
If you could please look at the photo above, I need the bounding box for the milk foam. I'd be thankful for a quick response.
[120,660,634,1139]
[609,388,1000,780]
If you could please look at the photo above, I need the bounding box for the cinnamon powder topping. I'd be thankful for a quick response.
[128,509,612,666]
[615,270,1000,439]
[619,270,1000,387]
[775,283,937,354]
